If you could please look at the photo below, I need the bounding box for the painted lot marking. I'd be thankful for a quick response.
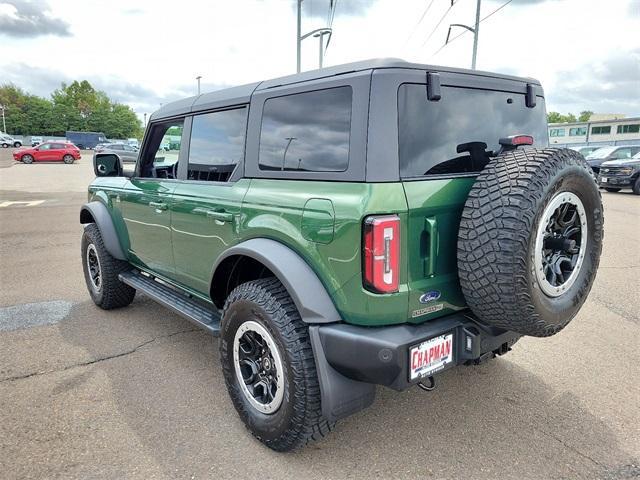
[0,200,46,208]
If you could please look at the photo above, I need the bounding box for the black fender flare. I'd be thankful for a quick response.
[213,239,375,421]
[212,238,341,324]
[79,201,127,260]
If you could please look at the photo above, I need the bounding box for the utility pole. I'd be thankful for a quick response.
[445,0,481,69]
[0,104,6,133]
[296,0,302,73]
[196,75,202,95]
[471,0,481,69]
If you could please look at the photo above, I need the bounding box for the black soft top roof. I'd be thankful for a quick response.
[150,58,541,122]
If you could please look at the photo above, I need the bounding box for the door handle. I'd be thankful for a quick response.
[424,217,438,277]
[149,201,167,211]
[193,207,234,223]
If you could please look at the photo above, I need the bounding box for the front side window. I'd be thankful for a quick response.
[592,126,611,135]
[187,108,247,182]
[569,127,586,136]
[398,84,548,178]
[38,143,51,150]
[139,120,184,179]
[259,86,352,172]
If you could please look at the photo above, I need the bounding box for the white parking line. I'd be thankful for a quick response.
[0,200,46,208]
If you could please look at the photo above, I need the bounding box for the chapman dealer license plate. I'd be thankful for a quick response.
[601,177,608,183]
[409,333,454,380]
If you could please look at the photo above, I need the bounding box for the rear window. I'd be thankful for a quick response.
[259,86,352,172]
[398,84,548,178]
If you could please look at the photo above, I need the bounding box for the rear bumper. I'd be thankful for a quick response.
[317,312,520,391]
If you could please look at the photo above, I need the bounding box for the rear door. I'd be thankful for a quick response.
[396,81,548,323]
[170,107,250,295]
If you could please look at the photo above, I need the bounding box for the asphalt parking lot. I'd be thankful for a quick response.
[0,147,638,480]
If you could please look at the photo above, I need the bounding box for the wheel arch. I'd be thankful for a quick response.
[80,201,127,261]
[211,238,341,324]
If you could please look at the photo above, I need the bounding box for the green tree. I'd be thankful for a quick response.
[578,110,593,122]
[547,112,578,124]
[1,81,142,137]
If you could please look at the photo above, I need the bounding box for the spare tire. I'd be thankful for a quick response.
[457,148,603,337]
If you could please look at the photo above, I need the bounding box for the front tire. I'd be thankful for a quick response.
[81,223,135,309]
[220,278,332,451]
[22,154,34,164]
[633,178,640,195]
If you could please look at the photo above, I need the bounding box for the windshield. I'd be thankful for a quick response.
[398,84,548,178]
[586,147,616,159]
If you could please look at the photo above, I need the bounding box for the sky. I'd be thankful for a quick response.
[1,0,639,122]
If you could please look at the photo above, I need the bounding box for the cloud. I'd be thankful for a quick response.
[546,49,640,115]
[0,0,71,38]
[0,63,229,116]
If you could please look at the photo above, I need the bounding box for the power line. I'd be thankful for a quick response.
[404,0,436,46]
[421,1,457,48]
[431,0,513,57]
[324,0,338,56]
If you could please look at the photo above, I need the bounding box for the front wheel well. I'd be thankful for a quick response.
[80,208,95,224]
[210,255,274,308]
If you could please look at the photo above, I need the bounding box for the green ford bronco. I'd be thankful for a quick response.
[81,59,603,451]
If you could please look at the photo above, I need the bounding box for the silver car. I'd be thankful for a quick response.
[95,143,139,163]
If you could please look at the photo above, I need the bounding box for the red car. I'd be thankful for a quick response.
[13,141,81,164]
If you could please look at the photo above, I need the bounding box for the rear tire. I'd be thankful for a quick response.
[22,154,34,164]
[458,148,603,337]
[220,278,332,451]
[63,154,75,164]
[604,187,621,193]
[81,223,135,309]
[13,141,21,148]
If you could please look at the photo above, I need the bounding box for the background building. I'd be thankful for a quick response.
[548,116,640,147]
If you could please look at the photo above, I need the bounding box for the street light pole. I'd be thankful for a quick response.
[313,30,331,68]
[471,0,481,70]
[296,0,302,73]
[0,105,6,133]
[196,75,202,95]
[445,0,481,69]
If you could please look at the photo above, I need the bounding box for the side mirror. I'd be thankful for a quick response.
[94,153,133,177]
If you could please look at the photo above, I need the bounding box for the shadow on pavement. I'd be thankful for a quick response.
[57,297,637,480]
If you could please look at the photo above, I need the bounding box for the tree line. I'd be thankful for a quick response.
[0,80,142,139]
[547,111,593,124]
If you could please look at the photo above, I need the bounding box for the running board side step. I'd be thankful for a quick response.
[119,270,221,336]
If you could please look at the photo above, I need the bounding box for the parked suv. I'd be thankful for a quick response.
[94,142,139,163]
[598,151,640,194]
[1,133,22,148]
[13,141,81,164]
[80,59,603,451]
[585,145,640,174]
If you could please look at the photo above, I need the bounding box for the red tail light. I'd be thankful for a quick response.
[363,215,400,293]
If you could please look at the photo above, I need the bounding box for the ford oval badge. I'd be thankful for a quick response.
[419,290,441,304]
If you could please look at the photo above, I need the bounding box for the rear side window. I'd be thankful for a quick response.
[187,107,247,182]
[259,86,352,172]
[398,84,548,178]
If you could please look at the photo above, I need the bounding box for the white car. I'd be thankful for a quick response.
[0,133,22,148]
